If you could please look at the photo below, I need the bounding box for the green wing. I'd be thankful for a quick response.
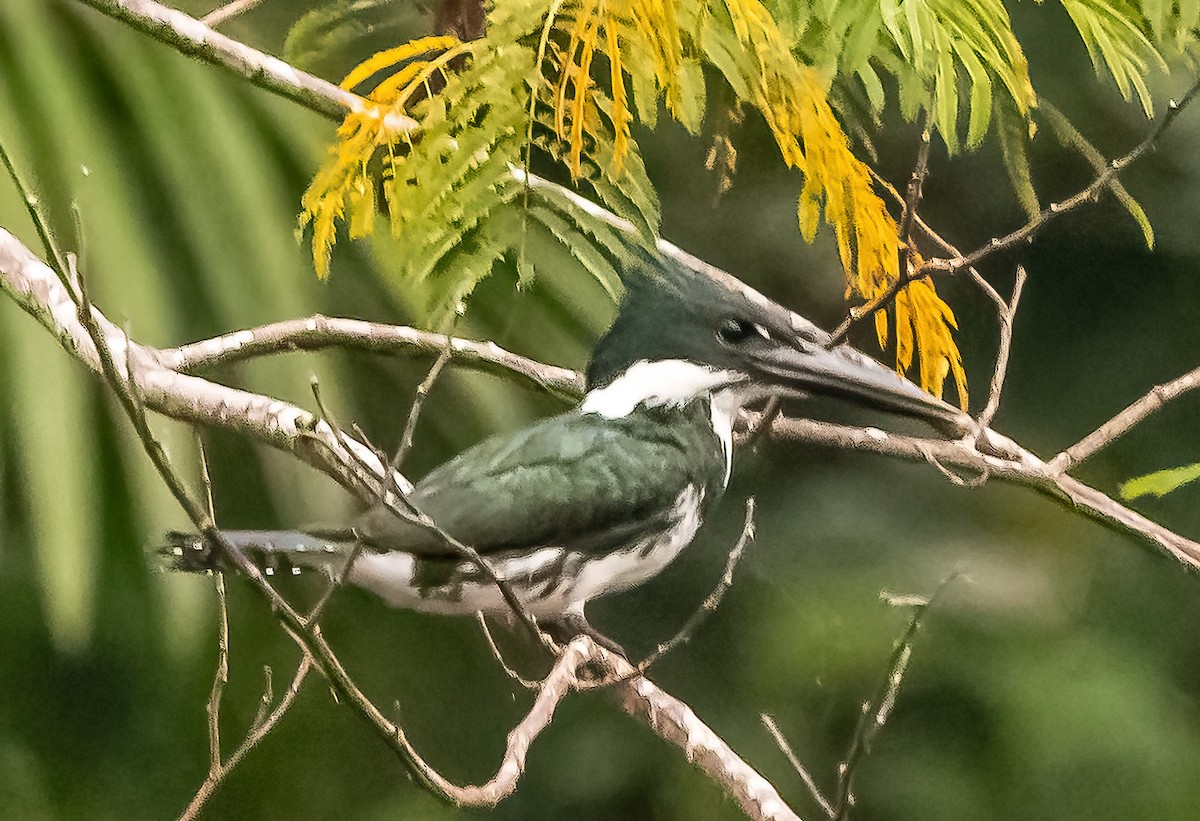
[354,406,726,557]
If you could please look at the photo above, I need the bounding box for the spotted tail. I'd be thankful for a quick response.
[158,530,356,579]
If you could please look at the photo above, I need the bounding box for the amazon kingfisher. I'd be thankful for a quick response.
[166,248,960,642]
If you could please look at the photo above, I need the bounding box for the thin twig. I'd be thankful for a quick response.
[250,666,274,730]
[476,612,540,690]
[583,498,756,689]
[831,124,932,345]
[761,714,835,819]
[204,575,230,775]
[201,0,266,28]
[922,78,1200,279]
[743,396,783,450]
[840,81,1200,346]
[977,266,1027,429]
[1052,363,1200,472]
[872,166,1011,316]
[832,580,955,820]
[393,341,454,470]
[180,657,312,821]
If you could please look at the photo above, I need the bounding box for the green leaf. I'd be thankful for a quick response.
[1039,99,1153,248]
[996,95,1040,219]
[1059,0,1166,117]
[1120,462,1200,500]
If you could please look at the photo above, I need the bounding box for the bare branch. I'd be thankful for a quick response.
[201,0,266,28]
[393,340,454,470]
[585,498,756,688]
[180,657,312,821]
[476,612,540,690]
[977,266,1027,429]
[761,714,835,818]
[75,0,383,124]
[923,78,1200,279]
[162,315,583,400]
[770,416,1200,572]
[204,575,230,775]
[614,657,800,821]
[833,583,953,819]
[1052,364,1200,472]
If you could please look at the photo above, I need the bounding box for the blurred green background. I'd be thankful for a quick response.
[2,1,1200,819]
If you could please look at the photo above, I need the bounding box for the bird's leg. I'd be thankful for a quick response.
[542,610,628,659]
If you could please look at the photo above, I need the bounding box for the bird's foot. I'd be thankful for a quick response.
[542,613,627,659]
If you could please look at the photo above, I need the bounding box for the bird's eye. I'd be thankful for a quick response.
[716,318,758,345]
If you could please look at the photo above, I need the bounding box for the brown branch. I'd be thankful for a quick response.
[922,78,1200,279]
[1052,364,1200,472]
[976,265,1027,429]
[162,315,583,400]
[200,0,266,28]
[614,659,800,821]
[181,657,313,821]
[831,124,933,345]
[770,416,1200,572]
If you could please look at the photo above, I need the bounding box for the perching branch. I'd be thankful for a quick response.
[770,416,1200,572]
[3,206,1199,817]
[0,208,803,818]
[9,3,1200,816]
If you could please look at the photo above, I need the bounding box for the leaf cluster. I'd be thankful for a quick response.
[296,0,1198,406]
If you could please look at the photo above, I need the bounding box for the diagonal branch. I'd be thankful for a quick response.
[922,78,1200,279]
[1052,364,1200,473]
[769,416,1200,573]
[0,223,797,820]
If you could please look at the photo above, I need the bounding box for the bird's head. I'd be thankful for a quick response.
[583,249,964,431]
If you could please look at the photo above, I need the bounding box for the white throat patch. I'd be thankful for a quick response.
[580,359,735,419]
[581,359,740,486]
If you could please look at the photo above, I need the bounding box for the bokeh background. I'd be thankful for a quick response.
[2,1,1200,819]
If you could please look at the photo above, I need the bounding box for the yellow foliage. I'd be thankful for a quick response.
[298,0,968,406]
[298,36,468,278]
[545,0,692,178]
[717,0,964,404]
[892,275,969,410]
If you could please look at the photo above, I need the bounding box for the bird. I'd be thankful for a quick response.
[164,248,961,645]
